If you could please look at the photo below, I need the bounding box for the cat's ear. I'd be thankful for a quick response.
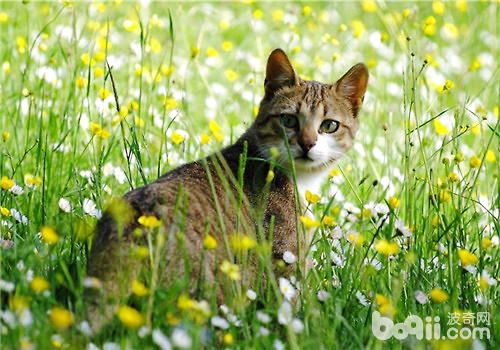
[265,48,297,96]
[335,63,369,117]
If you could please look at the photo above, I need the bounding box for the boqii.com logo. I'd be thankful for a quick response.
[372,311,491,340]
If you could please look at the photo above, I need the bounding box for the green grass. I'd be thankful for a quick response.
[0,1,498,349]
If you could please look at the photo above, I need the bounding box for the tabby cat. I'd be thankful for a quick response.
[86,48,368,330]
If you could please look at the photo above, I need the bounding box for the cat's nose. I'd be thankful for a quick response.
[299,140,316,154]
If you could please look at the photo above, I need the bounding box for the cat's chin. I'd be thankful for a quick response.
[292,158,331,172]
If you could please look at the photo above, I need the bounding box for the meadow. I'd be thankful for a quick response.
[0,1,498,349]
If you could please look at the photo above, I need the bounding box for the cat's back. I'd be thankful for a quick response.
[91,156,249,250]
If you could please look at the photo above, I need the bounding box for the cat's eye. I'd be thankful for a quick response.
[280,114,298,129]
[319,119,340,133]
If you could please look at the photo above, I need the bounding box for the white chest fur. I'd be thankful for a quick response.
[294,167,332,213]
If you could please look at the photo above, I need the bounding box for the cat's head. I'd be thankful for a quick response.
[254,48,368,173]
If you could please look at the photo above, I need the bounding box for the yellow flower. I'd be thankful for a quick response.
[429,288,449,303]
[351,20,365,38]
[439,190,451,203]
[230,233,256,251]
[112,107,129,126]
[0,12,8,23]
[447,172,459,183]
[21,339,34,350]
[458,249,478,266]
[329,168,340,178]
[361,208,372,219]
[470,123,481,136]
[305,190,320,204]
[80,53,96,67]
[424,53,438,67]
[423,16,436,36]
[134,65,143,76]
[302,5,312,16]
[160,64,174,76]
[432,1,445,15]
[482,238,492,249]
[266,170,275,183]
[10,296,29,312]
[117,305,144,329]
[16,36,27,53]
[94,50,106,61]
[191,46,200,58]
[469,156,481,168]
[485,150,495,163]
[166,312,180,326]
[224,69,238,82]
[2,131,10,142]
[206,46,219,57]
[433,119,450,135]
[31,277,50,293]
[75,76,86,89]
[209,120,224,142]
[164,97,177,110]
[374,239,399,256]
[131,280,148,297]
[41,226,59,245]
[388,196,400,209]
[89,122,111,139]
[253,9,263,19]
[199,133,211,145]
[123,19,139,32]
[137,215,161,229]
[376,294,396,318]
[50,307,74,330]
[149,37,162,53]
[432,215,440,227]
[177,294,196,310]
[98,87,111,100]
[220,260,241,281]
[94,66,104,78]
[367,59,377,69]
[479,275,489,291]
[223,333,234,345]
[134,116,145,128]
[0,207,11,216]
[171,131,185,145]
[203,234,217,250]
[221,41,233,52]
[437,80,454,93]
[25,174,42,187]
[219,19,229,30]
[322,215,336,227]
[442,23,459,39]
[271,9,284,22]
[135,246,149,259]
[299,216,320,229]
[1,176,14,190]
[456,0,468,12]
[269,147,280,159]
[127,100,139,112]
[347,232,365,248]
[362,0,378,13]
[51,337,62,348]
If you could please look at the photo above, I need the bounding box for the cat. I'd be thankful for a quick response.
[86,48,368,331]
